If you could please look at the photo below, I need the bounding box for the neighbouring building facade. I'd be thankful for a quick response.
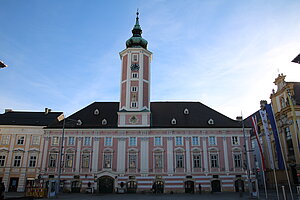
[0,109,62,192]
[40,12,254,194]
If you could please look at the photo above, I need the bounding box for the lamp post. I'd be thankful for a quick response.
[56,114,82,195]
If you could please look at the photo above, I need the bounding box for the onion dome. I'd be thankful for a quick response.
[126,11,148,49]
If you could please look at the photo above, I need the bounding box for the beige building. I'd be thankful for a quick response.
[0,109,61,192]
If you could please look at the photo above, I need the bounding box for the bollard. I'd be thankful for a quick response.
[282,186,287,200]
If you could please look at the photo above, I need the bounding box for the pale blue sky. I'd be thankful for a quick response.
[1,0,300,119]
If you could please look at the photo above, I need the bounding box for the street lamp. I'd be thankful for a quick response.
[56,114,82,195]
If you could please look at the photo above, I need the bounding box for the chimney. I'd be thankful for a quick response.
[5,109,13,113]
[45,108,51,115]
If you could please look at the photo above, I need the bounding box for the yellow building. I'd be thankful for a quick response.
[0,109,61,192]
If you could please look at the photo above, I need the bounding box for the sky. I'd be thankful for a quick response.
[0,0,300,119]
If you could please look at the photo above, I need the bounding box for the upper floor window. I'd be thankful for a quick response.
[17,136,25,145]
[32,136,40,145]
[29,155,37,167]
[231,136,239,145]
[84,137,91,146]
[129,137,137,146]
[192,136,199,146]
[210,153,219,168]
[13,155,22,167]
[175,151,184,168]
[131,102,137,108]
[68,137,75,145]
[128,152,137,169]
[209,136,216,145]
[52,136,59,146]
[234,153,242,168]
[132,73,138,79]
[193,152,201,168]
[175,136,183,146]
[82,153,90,168]
[103,152,112,168]
[48,153,57,168]
[154,137,162,146]
[132,54,138,62]
[1,135,9,145]
[131,86,138,92]
[104,137,112,146]
[0,155,6,167]
[65,154,74,168]
[154,151,163,169]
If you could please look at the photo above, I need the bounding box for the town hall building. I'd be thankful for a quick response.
[40,12,254,193]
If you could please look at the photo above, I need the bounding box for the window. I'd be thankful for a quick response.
[131,86,138,92]
[132,73,138,79]
[176,152,184,168]
[29,155,37,167]
[209,136,216,145]
[193,153,201,168]
[68,137,75,145]
[251,140,255,149]
[232,136,239,145]
[285,127,292,140]
[154,151,163,168]
[65,154,74,168]
[103,153,112,168]
[0,155,6,166]
[129,137,137,146]
[52,137,59,146]
[49,154,57,168]
[129,153,137,169]
[132,54,138,62]
[131,102,137,108]
[210,154,219,168]
[192,136,199,146]
[82,153,90,168]
[104,137,112,146]
[175,136,183,146]
[32,136,40,145]
[234,153,242,168]
[13,155,22,167]
[84,137,91,146]
[1,135,9,145]
[17,136,25,145]
[154,137,162,146]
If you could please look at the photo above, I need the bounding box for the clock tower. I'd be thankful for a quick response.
[118,11,152,127]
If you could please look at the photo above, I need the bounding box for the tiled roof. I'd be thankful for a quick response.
[0,111,63,126]
[48,101,243,129]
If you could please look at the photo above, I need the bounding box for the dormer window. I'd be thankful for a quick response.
[102,119,107,125]
[184,108,189,115]
[208,119,214,125]
[171,118,177,125]
[94,109,100,115]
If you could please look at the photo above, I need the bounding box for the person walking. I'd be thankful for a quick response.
[0,182,5,200]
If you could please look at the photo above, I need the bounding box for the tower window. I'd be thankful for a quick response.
[131,86,138,92]
[132,54,138,62]
[131,102,137,108]
[132,73,138,79]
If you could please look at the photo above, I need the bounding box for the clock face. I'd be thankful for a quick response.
[131,63,140,71]
[130,116,138,124]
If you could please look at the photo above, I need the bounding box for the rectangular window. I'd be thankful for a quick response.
[234,154,242,168]
[104,137,112,146]
[131,102,137,108]
[31,136,40,145]
[210,154,219,168]
[1,135,9,145]
[154,152,163,168]
[131,86,138,92]
[129,137,137,146]
[103,153,112,168]
[209,136,216,145]
[154,137,162,146]
[65,154,74,168]
[0,155,6,166]
[17,136,25,145]
[13,155,22,167]
[68,137,75,145]
[48,154,57,168]
[84,137,91,146]
[132,73,138,79]
[132,54,138,62]
[176,153,184,168]
[232,136,239,145]
[52,136,59,146]
[82,154,90,168]
[193,154,201,168]
[29,155,37,167]
[175,136,183,146]
[129,154,137,168]
[192,136,199,146]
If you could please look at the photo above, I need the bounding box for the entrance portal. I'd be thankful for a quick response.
[185,181,194,193]
[211,180,221,192]
[98,176,114,193]
[9,178,19,192]
[126,181,137,193]
[71,181,81,193]
[152,180,164,193]
[235,179,245,192]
